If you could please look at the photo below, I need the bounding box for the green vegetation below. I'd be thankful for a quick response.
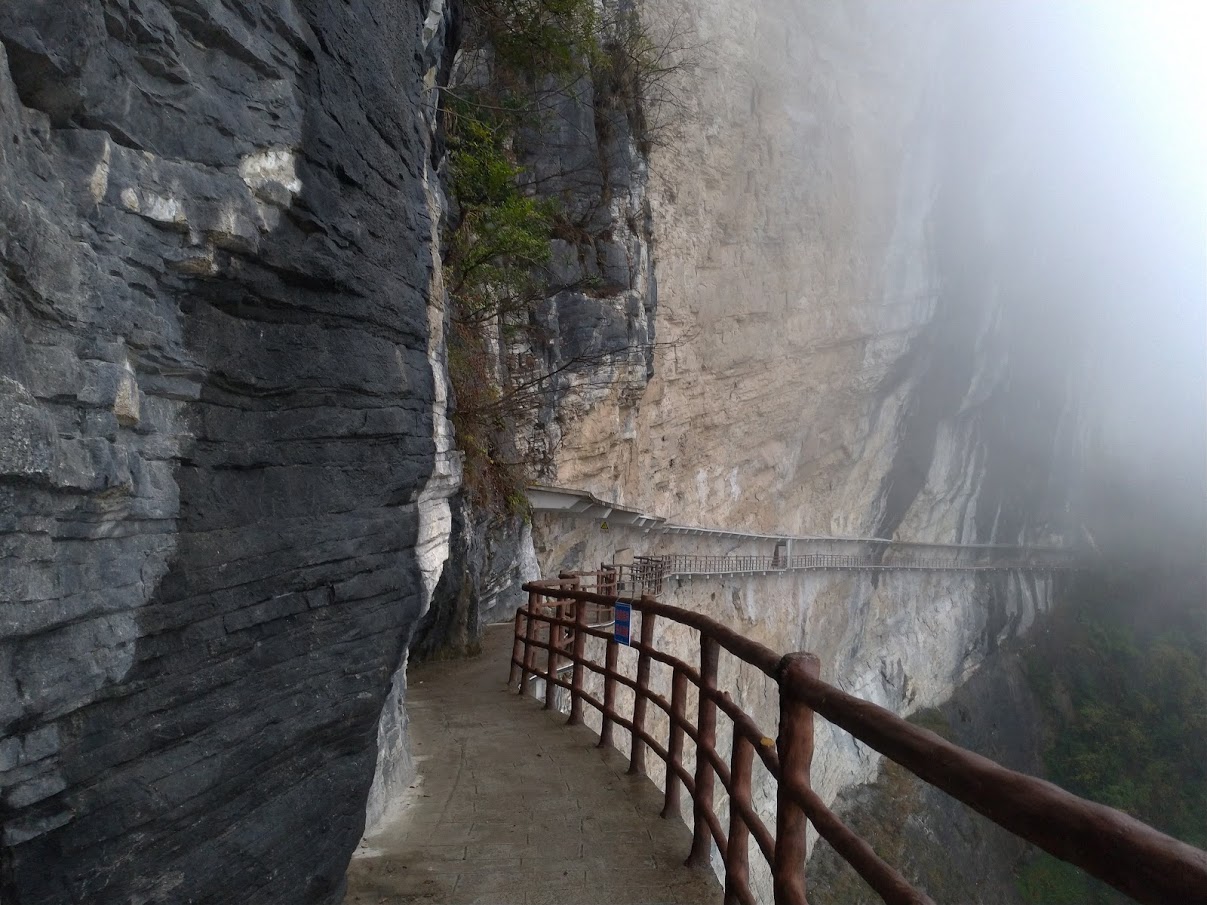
[1016,566,1207,904]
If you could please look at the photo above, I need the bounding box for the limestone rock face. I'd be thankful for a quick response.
[0,2,450,902]
[527,1,1144,896]
[552,1,955,536]
[536,0,1089,701]
[545,0,1093,550]
[513,59,658,474]
[415,16,658,655]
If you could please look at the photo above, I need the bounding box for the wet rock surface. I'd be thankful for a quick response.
[0,2,440,902]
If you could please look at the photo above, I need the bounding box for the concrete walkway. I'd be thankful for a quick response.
[344,624,721,905]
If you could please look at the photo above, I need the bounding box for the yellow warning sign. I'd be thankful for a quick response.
[600,520,610,531]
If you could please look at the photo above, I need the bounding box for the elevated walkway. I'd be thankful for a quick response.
[344,624,721,905]
[527,484,1078,584]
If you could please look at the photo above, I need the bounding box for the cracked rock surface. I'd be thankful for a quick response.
[0,2,440,902]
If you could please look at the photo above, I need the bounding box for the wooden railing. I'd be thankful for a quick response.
[509,582,1207,905]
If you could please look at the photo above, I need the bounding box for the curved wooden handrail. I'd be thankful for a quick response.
[514,581,1207,905]
[785,670,1207,905]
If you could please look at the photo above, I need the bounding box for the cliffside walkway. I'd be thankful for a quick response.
[567,546,1074,598]
[343,624,721,905]
[508,579,1207,905]
[648,548,1074,579]
[527,485,1078,590]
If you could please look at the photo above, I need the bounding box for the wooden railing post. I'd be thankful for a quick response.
[508,607,524,686]
[598,632,619,749]
[726,732,755,905]
[687,635,720,867]
[661,667,688,819]
[628,605,657,775]
[774,652,821,905]
[568,598,588,725]
[545,602,564,710]
[519,590,539,696]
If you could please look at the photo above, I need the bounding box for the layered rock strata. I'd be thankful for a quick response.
[0,2,451,902]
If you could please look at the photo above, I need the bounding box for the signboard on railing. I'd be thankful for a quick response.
[614,602,632,646]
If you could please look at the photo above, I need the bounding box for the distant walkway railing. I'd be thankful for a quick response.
[564,550,1076,598]
[510,581,1207,905]
[658,550,1075,578]
[561,547,1075,598]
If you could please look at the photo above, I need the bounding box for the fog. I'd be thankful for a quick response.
[949,1,1205,555]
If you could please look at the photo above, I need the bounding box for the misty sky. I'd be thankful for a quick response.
[956,1,1205,538]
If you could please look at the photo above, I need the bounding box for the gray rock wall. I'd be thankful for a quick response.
[412,6,657,657]
[0,2,445,902]
[512,47,658,471]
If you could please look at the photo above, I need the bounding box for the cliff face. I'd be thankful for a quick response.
[545,0,1084,547]
[411,3,657,654]
[550,0,953,535]
[497,14,1056,847]
[0,2,452,902]
[533,0,1064,779]
[527,0,1202,898]
[512,35,658,477]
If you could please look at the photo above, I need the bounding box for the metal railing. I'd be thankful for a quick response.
[650,549,1076,582]
[661,554,784,575]
[509,582,1207,905]
[556,562,666,598]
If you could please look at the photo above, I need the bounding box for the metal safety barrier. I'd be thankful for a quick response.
[653,551,1076,581]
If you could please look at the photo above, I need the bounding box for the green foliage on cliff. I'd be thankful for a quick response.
[443,1,591,517]
[444,2,693,515]
[447,321,530,516]
[467,0,598,76]
[1017,569,1207,903]
[445,102,555,327]
[444,1,666,515]
[443,99,553,517]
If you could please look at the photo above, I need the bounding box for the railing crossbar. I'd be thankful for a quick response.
[510,582,1207,905]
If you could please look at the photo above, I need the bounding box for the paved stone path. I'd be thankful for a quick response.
[343,623,722,905]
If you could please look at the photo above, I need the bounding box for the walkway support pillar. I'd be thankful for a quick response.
[598,633,619,749]
[544,602,564,710]
[687,635,720,867]
[725,733,755,905]
[774,652,821,905]
[508,607,524,686]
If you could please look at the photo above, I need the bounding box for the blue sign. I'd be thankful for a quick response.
[614,602,632,646]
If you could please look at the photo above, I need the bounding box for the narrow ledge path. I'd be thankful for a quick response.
[344,624,722,905]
